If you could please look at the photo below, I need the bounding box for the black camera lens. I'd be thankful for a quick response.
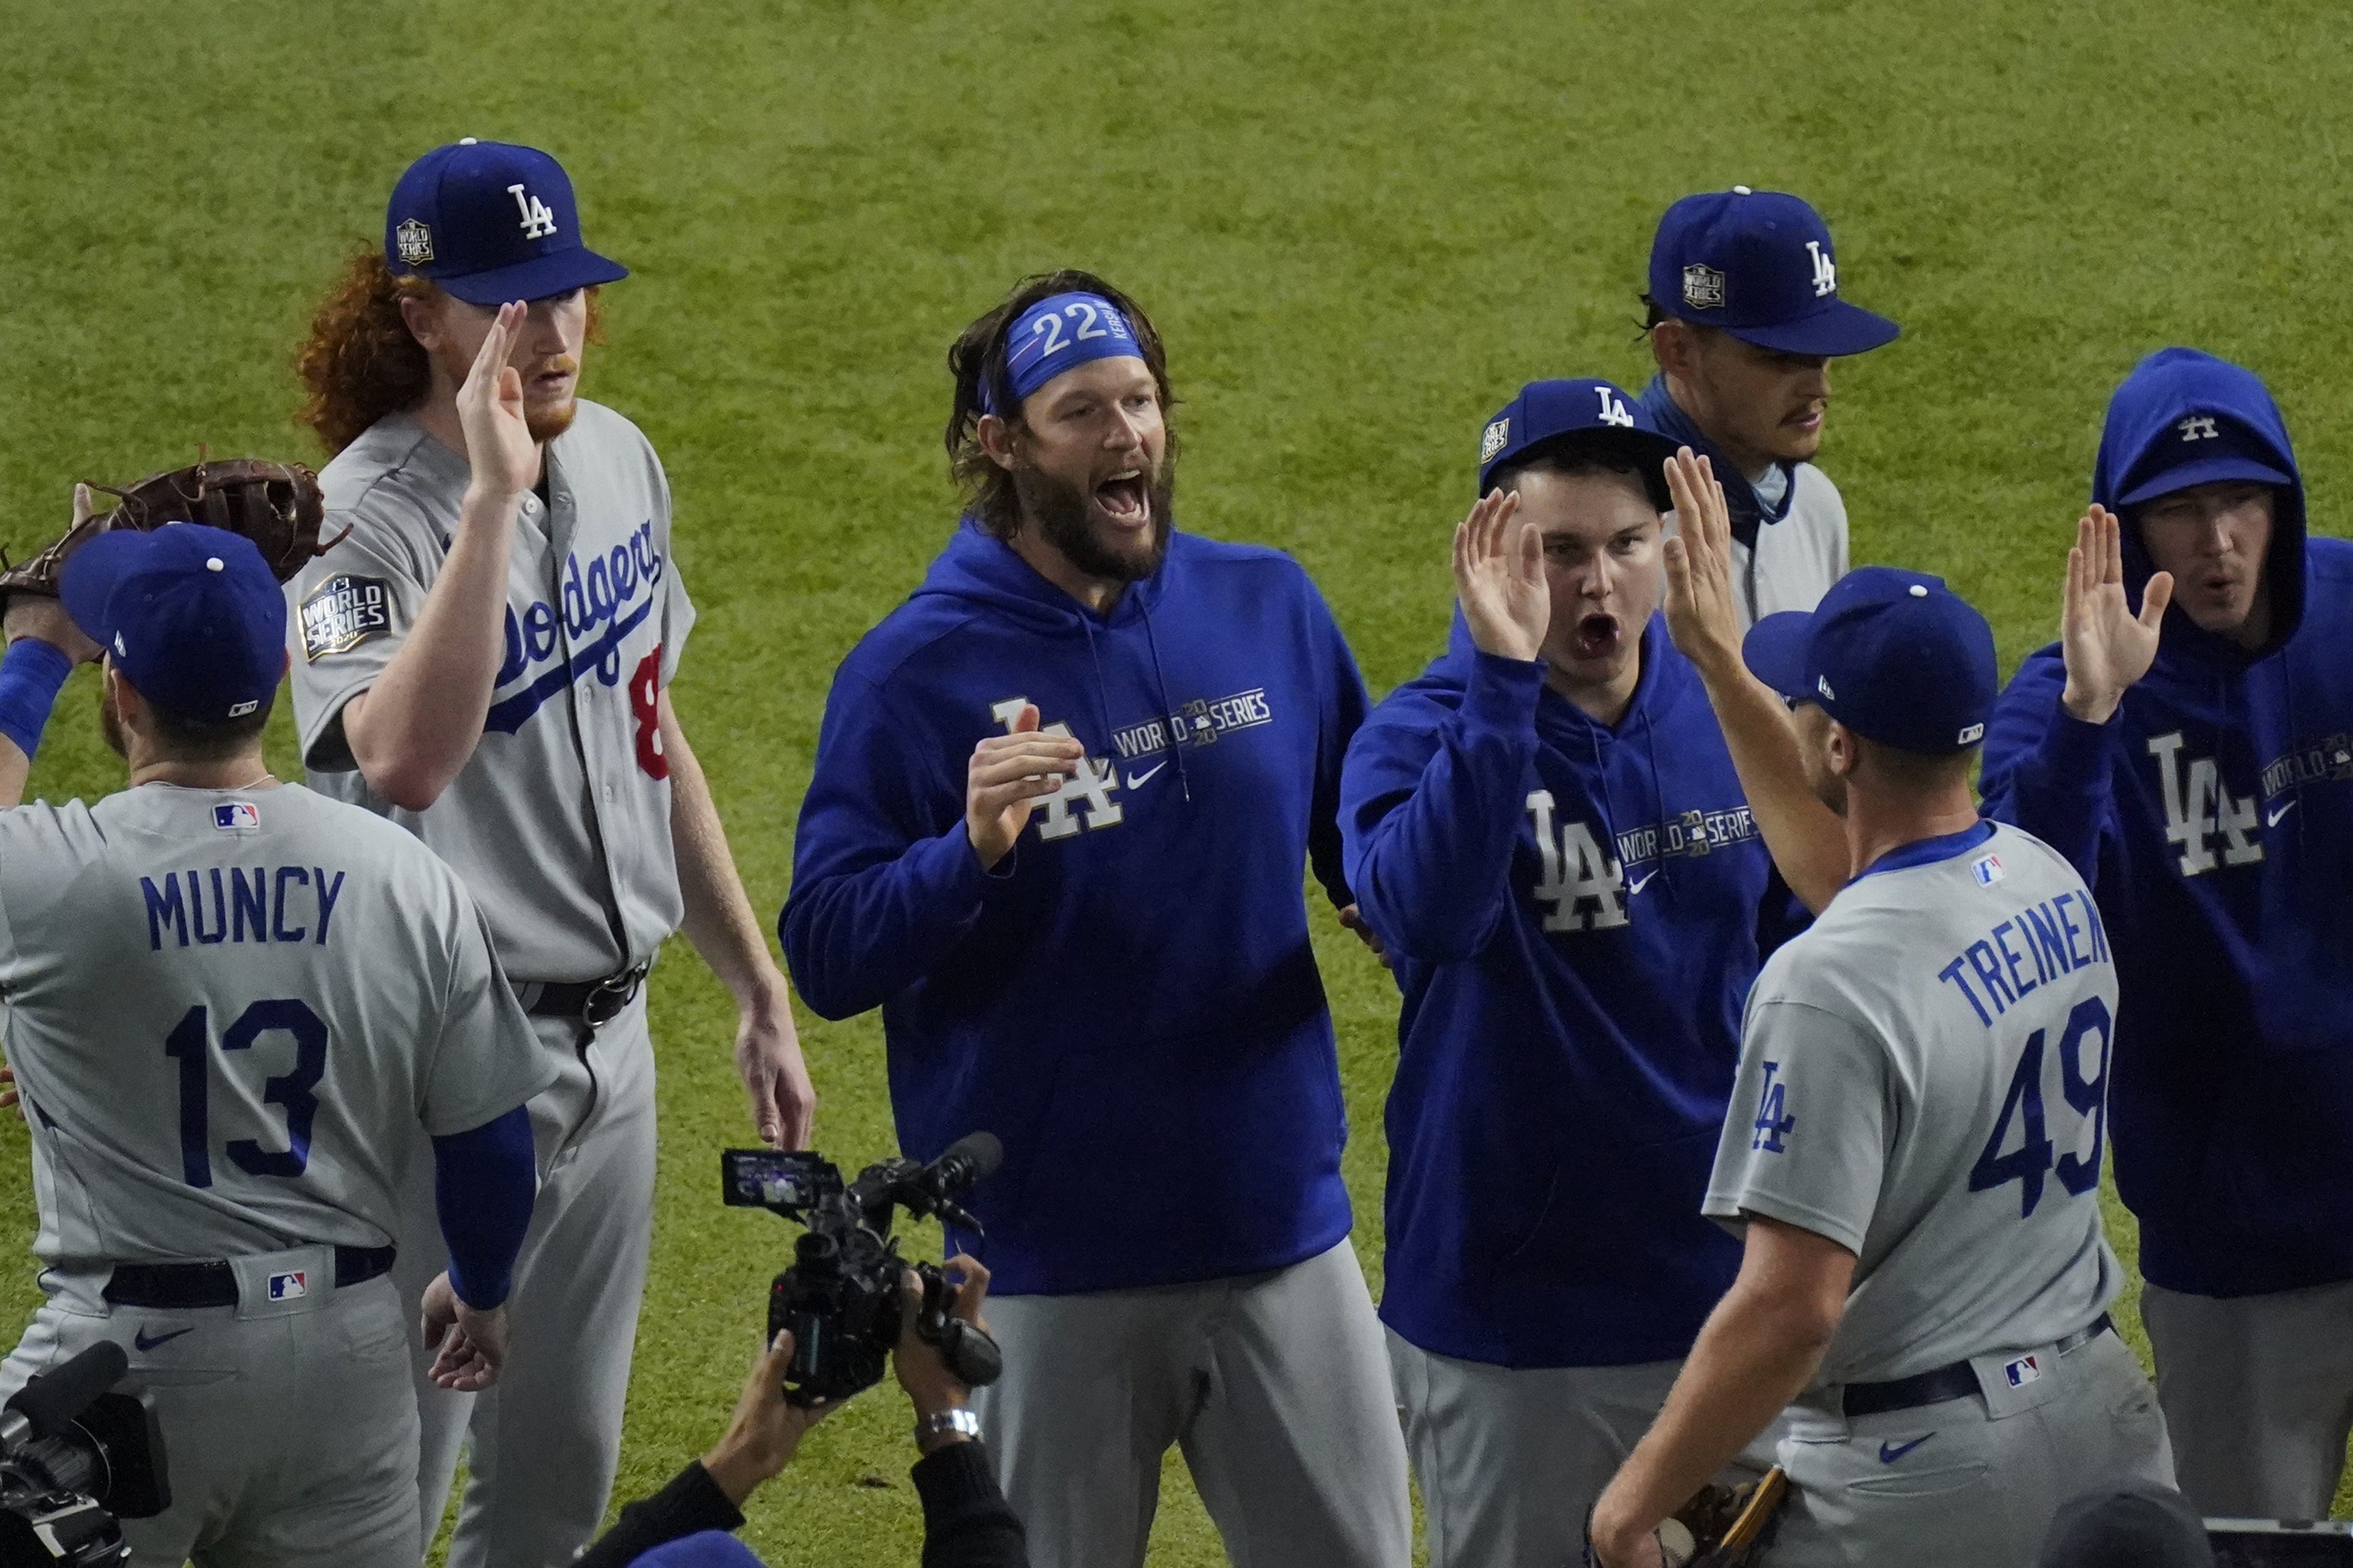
[793,1231,841,1275]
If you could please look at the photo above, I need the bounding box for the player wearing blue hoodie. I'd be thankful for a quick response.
[1340,381,1781,1565]
[1981,348,2353,1519]
[780,271,1409,1568]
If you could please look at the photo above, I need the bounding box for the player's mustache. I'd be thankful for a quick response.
[527,355,581,385]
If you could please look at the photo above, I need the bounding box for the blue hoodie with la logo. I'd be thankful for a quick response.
[1982,347,2353,1299]
[781,520,1369,1295]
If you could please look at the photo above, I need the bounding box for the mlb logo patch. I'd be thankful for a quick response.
[1480,418,1510,463]
[213,801,259,831]
[2003,1352,2041,1387]
[1972,853,2004,887]
[268,1271,307,1301]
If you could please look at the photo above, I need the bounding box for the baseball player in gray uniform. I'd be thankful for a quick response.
[1590,557,2172,1568]
[1637,188,1901,629]
[0,521,566,1566]
[287,139,815,1565]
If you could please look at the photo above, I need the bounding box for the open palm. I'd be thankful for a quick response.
[2060,505,2171,725]
[1454,489,1547,662]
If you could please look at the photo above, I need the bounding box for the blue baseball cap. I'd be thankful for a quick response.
[1478,378,1682,505]
[1648,188,1899,357]
[633,1531,764,1568]
[2115,414,2294,507]
[1742,567,1996,754]
[385,139,628,306]
[60,525,287,724]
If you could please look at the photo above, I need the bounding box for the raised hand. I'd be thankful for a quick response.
[965,704,1084,870]
[1452,488,1547,662]
[455,301,537,501]
[2060,504,2171,725]
[1660,447,1742,679]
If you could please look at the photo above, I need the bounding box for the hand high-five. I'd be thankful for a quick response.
[1659,447,1742,679]
[456,301,538,502]
[1452,488,1547,662]
[965,704,1084,871]
[2059,504,2172,726]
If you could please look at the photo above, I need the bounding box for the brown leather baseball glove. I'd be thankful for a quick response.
[1669,1466,1789,1567]
[0,457,332,602]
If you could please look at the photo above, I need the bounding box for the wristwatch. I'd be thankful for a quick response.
[915,1408,982,1447]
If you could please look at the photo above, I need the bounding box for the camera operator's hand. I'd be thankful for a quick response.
[701,1329,836,1507]
[895,1253,991,1449]
[420,1271,508,1392]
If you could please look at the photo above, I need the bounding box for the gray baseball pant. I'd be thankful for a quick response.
[2142,1277,2353,1518]
[970,1238,1412,1568]
[1388,1329,1785,1568]
[394,994,656,1568]
[1,1255,418,1568]
[1770,1327,2173,1567]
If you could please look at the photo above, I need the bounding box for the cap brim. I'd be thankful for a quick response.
[2116,454,2295,509]
[437,247,630,306]
[1725,299,1901,357]
[58,529,160,648]
[1741,610,1816,702]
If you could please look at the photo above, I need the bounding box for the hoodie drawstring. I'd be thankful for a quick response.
[1141,603,1193,803]
[1076,617,1119,786]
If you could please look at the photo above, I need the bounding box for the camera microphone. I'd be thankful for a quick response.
[3,1340,127,1445]
[926,1132,1002,1190]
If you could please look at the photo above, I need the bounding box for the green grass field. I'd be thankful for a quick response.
[3,1,2351,1560]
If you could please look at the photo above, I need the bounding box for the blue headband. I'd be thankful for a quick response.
[984,292,1142,413]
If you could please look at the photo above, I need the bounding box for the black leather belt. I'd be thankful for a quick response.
[525,962,649,1031]
[1842,1312,2114,1417]
[102,1245,397,1310]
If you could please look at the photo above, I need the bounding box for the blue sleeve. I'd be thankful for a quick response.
[1306,585,1373,911]
[779,667,1006,1021]
[431,1106,535,1310]
[1339,652,1542,964]
[1978,647,2123,885]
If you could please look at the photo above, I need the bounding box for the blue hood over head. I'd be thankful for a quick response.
[2092,347,2307,664]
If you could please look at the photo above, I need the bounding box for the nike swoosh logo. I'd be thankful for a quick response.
[1878,1434,1934,1463]
[2267,799,2298,827]
[1626,870,1661,895]
[134,1326,195,1352]
[1126,761,1168,790]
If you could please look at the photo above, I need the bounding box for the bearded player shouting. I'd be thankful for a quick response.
[783,270,1411,1568]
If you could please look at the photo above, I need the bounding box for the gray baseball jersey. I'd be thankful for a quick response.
[284,400,695,982]
[0,782,563,1281]
[1706,820,2124,1387]
[1729,464,1848,630]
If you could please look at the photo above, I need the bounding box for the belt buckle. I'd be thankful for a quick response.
[582,965,645,1029]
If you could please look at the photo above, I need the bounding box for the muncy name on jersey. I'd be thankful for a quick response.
[140,866,348,951]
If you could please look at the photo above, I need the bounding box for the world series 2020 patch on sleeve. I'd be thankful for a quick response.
[299,574,393,662]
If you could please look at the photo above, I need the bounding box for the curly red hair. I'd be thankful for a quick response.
[294,245,606,457]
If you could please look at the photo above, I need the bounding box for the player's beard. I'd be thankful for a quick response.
[99,685,126,760]
[430,340,581,443]
[1013,458,1174,584]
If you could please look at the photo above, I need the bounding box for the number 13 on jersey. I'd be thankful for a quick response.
[163,999,329,1188]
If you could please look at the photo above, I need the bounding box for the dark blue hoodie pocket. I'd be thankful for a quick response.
[1004,1019,1350,1282]
[1489,1127,1731,1287]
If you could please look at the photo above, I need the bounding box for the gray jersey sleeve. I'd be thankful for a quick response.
[416,889,568,1138]
[287,491,435,773]
[1704,998,1889,1254]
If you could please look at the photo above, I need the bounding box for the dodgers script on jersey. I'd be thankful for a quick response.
[286,402,695,981]
[0,783,564,1303]
[1706,821,2125,1387]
